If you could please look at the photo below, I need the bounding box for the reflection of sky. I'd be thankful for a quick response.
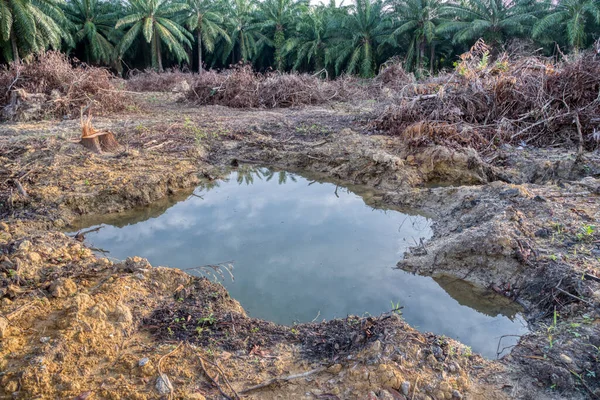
[77,170,528,358]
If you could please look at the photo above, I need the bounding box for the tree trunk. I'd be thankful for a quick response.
[430,42,435,74]
[156,35,163,72]
[10,31,20,63]
[197,30,203,74]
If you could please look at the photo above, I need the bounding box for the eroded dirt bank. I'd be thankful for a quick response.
[1,95,599,399]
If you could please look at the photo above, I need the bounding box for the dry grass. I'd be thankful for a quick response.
[0,52,130,121]
[374,40,600,153]
[184,64,371,108]
[126,67,194,92]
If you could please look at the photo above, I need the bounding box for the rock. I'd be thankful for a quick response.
[50,278,77,298]
[27,252,42,263]
[123,257,152,272]
[40,336,50,344]
[17,240,31,252]
[138,357,150,367]
[401,381,411,396]
[452,390,463,399]
[559,353,574,365]
[367,391,379,400]
[439,382,452,392]
[155,374,173,395]
[499,188,520,198]
[327,364,342,374]
[535,228,550,238]
[378,390,395,400]
[4,380,18,393]
[434,390,446,400]
[533,195,548,202]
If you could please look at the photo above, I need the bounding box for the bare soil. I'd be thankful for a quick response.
[0,93,598,400]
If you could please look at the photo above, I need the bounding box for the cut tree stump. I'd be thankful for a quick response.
[79,113,121,153]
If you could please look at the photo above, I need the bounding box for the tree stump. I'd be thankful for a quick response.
[80,114,120,153]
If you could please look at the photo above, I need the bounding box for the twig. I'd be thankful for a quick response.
[574,113,584,156]
[12,179,28,199]
[554,286,594,307]
[239,366,326,395]
[196,350,239,400]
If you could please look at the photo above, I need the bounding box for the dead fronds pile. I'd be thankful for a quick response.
[0,52,129,121]
[185,65,358,108]
[374,39,600,153]
[126,67,194,93]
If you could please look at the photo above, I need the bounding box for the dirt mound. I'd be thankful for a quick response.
[0,52,130,122]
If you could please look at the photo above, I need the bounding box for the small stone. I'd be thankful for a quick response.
[401,381,411,396]
[17,240,31,252]
[452,390,463,399]
[439,382,452,392]
[4,380,18,393]
[378,390,395,400]
[559,354,574,365]
[27,252,42,263]
[500,188,520,198]
[155,374,173,395]
[138,357,150,367]
[535,228,550,238]
[40,336,51,344]
[434,391,446,400]
[533,195,548,203]
[50,278,77,298]
[0,222,9,231]
[327,364,342,374]
[367,391,379,400]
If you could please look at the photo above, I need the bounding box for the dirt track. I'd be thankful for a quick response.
[0,94,599,399]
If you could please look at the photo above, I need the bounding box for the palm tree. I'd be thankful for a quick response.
[220,0,258,65]
[533,0,600,51]
[253,0,309,71]
[63,0,120,65]
[326,0,393,77]
[281,6,328,71]
[387,0,444,73]
[116,0,192,71]
[0,0,72,62]
[183,0,230,73]
[438,0,535,50]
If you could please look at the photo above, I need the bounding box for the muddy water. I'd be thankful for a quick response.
[70,167,528,358]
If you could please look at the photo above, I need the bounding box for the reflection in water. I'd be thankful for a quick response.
[69,167,528,358]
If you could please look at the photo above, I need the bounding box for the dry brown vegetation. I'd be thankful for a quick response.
[184,64,370,108]
[373,41,600,154]
[0,52,129,122]
[125,67,194,92]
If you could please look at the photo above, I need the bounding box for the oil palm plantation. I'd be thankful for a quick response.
[220,0,258,65]
[533,0,600,51]
[183,0,230,73]
[253,0,309,70]
[116,0,192,71]
[63,0,120,65]
[387,0,444,72]
[0,0,71,62]
[281,6,329,71]
[438,0,535,49]
[327,0,393,77]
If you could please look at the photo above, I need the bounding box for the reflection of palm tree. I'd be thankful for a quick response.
[233,166,298,185]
